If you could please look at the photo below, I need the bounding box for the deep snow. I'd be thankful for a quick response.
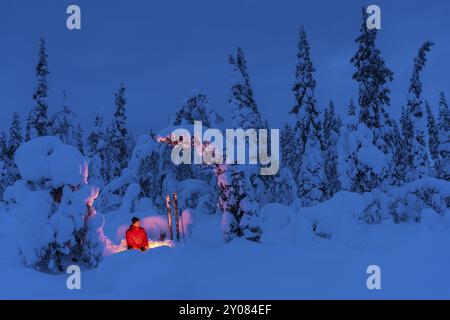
[1,195,449,299]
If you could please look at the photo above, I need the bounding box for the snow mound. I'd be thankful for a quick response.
[301,191,367,249]
[260,203,296,245]
[15,137,87,187]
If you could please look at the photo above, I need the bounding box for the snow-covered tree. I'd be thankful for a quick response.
[113,83,128,138]
[218,165,262,242]
[26,38,49,141]
[291,26,316,119]
[49,94,82,149]
[7,137,105,273]
[347,98,357,117]
[131,92,225,214]
[288,27,319,169]
[4,111,23,187]
[351,7,394,131]
[114,84,135,169]
[0,132,9,198]
[437,92,450,180]
[404,42,434,180]
[287,27,326,199]
[86,113,105,157]
[351,7,399,189]
[103,84,134,184]
[323,101,341,196]
[298,126,326,206]
[214,50,265,240]
[228,47,265,130]
[400,104,413,172]
[280,122,297,178]
[100,126,116,184]
[171,92,224,183]
[338,114,385,193]
[74,124,84,154]
[171,92,224,128]
[425,101,440,169]
[387,115,407,186]
[84,112,106,188]
[7,111,23,160]
[0,133,7,158]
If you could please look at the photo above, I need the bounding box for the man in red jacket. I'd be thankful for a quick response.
[126,217,149,251]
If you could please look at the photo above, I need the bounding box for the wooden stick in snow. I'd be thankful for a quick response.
[173,192,180,243]
[165,194,173,240]
[180,208,186,244]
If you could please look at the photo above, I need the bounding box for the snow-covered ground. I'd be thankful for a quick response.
[1,195,449,300]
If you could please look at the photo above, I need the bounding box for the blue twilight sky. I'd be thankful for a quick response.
[0,0,449,136]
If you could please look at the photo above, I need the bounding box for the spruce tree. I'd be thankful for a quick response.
[425,101,440,169]
[86,113,105,156]
[26,38,49,141]
[86,113,106,187]
[107,83,132,181]
[7,111,23,160]
[291,26,316,119]
[0,132,8,198]
[351,7,393,131]
[49,93,85,153]
[287,27,326,198]
[113,83,128,138]
[171,93,224,128]
[437,92,450,180]
[221,48,264,241]
[351,6,398,190]
[404,42,434,180]
[347,98,357,117]
[220,165,262,243]
[281,122,296,173]
[323,101,341,196]
[5,111,23,185]
[400,105,413,172]
[100,125,114,184]
[388,113,407,186]
[228,47,264,129]
[74,124,84,154]
[0,133,8,163]
[298,126,326,206]
[290,27,320,151]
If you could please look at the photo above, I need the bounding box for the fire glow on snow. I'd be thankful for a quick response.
[84,176,175,255]
[102,215,177,256]
[77,155,176,255]
[111,239,174,253]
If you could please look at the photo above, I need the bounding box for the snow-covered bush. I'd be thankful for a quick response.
[301,191,367,248]
[355,178,450,225]
[9,137,105,274]
[260,203,296,245]
[178,179,216,215]
[387,178,450,224]
[338,119,385,193]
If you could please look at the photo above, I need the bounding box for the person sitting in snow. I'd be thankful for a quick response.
[126,217,149,251]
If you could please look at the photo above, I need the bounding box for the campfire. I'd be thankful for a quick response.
[112,239,174,253]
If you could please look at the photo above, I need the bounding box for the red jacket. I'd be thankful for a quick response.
[126,225,148,250]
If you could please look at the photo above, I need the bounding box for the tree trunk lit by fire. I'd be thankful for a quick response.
[165,194,174,240]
